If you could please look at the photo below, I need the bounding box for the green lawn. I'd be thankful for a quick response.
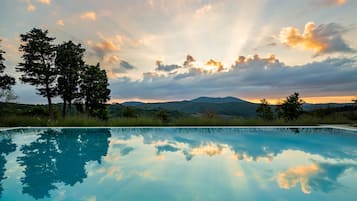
[1,114,356,127]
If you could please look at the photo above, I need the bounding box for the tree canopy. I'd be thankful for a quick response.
[56,41,85,117]
[277,92,304,121]
[80,63,111,120]
[256,99,274,120]
[17,28,57,117]
[0,41,16,99]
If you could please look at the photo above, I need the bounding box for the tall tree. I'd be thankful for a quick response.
[278,92,304,121]
[80,63,110,119]
[56,41,85,117]
[17,28,57,118]
[0,41,16,100]
[256,99,274,120]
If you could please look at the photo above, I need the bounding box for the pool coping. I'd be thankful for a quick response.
[1,125,357,132]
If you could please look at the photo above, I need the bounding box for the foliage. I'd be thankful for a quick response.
[122,106,138,118]
[277,92,304,121]
[56,41,85,117]
[156,109,169,122]
[256,99,274,120]
[80,63,110,120]
[0,41,16,100]
[202,110,216,119]
[17,28,57,118]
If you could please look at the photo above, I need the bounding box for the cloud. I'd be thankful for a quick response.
[103,57,135,76]
[195,4,213,16]
[206,59,224,72]
[183,54,196,67]
[103,55,120,65]
[109,55,357,100]
[56,19,64,26]
[277,164,321,194]
[234,54,279,66]
[155,60,182,72]
[80,12,97,21]
[279,22,354,55]
[38,0,51,4]
[119,60,135,71]
[277,163,355,194]
[91,33,122,59]
[314,0,347,7]
[27,4,36,12]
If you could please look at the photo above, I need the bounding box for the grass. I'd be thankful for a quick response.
[0,114,356,127]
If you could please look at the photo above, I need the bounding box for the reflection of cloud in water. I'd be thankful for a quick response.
[278,164,320,194]
[190,143,228,157]
[277,163,356,194]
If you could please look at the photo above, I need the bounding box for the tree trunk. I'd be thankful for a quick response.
[68,100,72,115]
[62,100,66,118]
[47,95,53,119]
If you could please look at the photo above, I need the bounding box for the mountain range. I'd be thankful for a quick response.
[118,96,352,117]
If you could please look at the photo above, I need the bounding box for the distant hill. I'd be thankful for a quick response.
[1,97,353,119]
[121,101,145,107]
[190,96,246,104]
[120,97,259,117]
[118,97,353,118]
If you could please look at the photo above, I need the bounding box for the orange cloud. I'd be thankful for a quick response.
[38,0,51,4]
[190,144,226,157]
[92,33,123,59]
[318,0,347,6]
[234,54,278,65]
[277,164,321,194]
[95,41,118,53]
[27,4,36,12]
[280,22,326,53]
[80,12,97,21]
[206,59,224,72]
[279,22,353,55]
[56,19,64,26]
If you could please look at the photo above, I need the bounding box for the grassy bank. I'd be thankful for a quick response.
[1,114,356,127]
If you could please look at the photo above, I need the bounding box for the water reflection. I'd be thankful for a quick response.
[278,162,356,194]
[0,128,356,201]
[0,138,16,198]
[16,128,111,199]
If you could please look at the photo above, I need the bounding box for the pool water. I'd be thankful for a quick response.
[0,127,356,201]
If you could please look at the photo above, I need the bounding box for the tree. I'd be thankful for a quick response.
[256,99,274,120]
[56,41,85,117]
[122,106,138,118]
[0,41,16,101]
[156,109,169,123]
[80,63,110,119]
[278,92,304,121]
[17,28,57,118]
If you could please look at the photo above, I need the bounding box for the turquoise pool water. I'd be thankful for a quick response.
[0,127,356,201]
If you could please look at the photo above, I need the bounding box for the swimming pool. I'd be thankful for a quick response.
[0,127,356,201]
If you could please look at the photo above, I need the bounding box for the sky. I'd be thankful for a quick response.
[0,0,356,104]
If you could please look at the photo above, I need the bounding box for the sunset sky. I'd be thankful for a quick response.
[0,0,356,104]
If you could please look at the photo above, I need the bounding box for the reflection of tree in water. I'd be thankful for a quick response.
[0,138,16,198]
[17,128,111,199]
